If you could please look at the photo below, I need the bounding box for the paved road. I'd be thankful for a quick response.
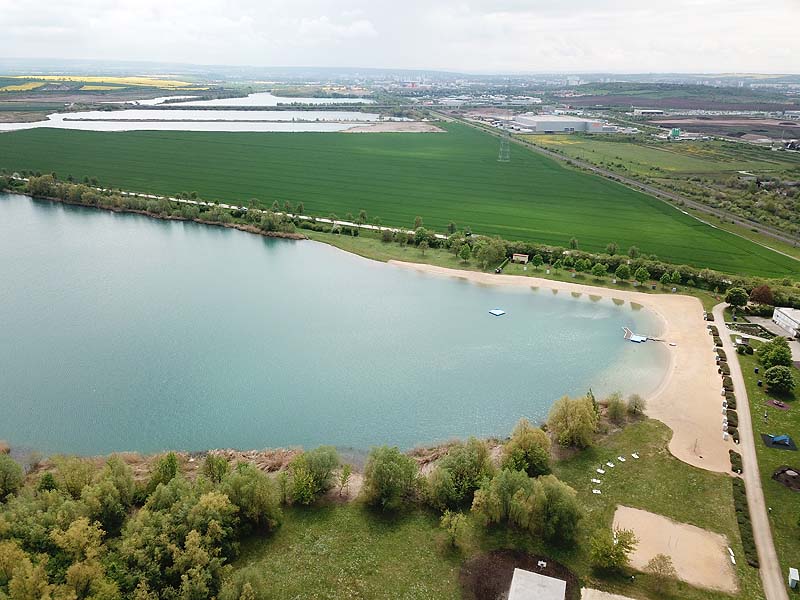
[713,303,788,600]
[440,112,800,258]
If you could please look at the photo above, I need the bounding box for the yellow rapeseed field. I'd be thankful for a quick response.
[10,75,195,88]
[0,82,45,92]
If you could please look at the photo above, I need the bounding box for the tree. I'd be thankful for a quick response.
[523,475,582,544]
[471,468,531,526]
[615,264,631,281]
[725,287,748,310]
[288,446,339,504]
[296,202,304,214]
[284,201,293,213]
[53,456,94,499]
[627,393,646,416]
[475,238,507,270]
[428,438,493,510]
[221,463,281,530]
[440,510,468,548]
[271,200,280,212]
[749,285,774,305]
[414,227,428,245]
[591,263,608,279]
[419,240,429,255]
[590,528,638,570]
[0,454,23,499]
[528,254,543,270]
[447,222,457,234]
[362,446,418,511]
[569,237,578,250]
[502,419,550,477]
[413,216,423,229]
[646,553,677,588]
[760,336,793,370]
[202,454,230,484]
[660,272,672,286]
[628,246,639,259]
[357,209,368,224]
[458,244,471,264]
[606,392,627,424]
[670,270,682,284]
[606,242,618,256]
[634,266,650,285]
[765,365,795,394]
[148,452,179,492]
[338,464,352,496]
[547,395,598,448]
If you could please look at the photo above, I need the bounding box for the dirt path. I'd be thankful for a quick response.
[713,302,788,600]
[613,505,736,593]
[391,261,733,473]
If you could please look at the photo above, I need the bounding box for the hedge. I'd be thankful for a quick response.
[706,313,715,322]
[732,478,759,567]
[719,363,731,376]
[723,376,734,391]
[708,325,720,336]
[726,409,739,428]
[714,336,723,347]
[729,449,743,473]
[716,348,727,361]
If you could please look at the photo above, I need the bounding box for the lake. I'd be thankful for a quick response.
[0,193,668,455]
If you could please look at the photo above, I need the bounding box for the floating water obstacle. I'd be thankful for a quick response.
[488,309,506,316]
[622,326,648,343]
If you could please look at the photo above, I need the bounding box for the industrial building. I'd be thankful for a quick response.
[772,307,800,338]
[512,114,611,134]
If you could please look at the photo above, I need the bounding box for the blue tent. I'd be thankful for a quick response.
[773,435,792,445]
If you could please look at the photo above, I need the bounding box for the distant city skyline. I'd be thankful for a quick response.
[0,0,797,74]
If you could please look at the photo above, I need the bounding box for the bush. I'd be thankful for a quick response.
[429,437,493,510]
[606,393,627,424]
[288,446,339,504]
[732,478,759,567]
[729,450,743,473]
[53,456,95,499]
[501,420,550,478]
[202,454,230,484]
[590,528,638,571]
[726,410,739,428]
[221,463,282,531]
[760,337,793,370]
[148,452,179,492]
[722,376,734,391]
[219,565,270,600]
[627,393,646,416]
[363,446,418,511]
[0,455,23,499]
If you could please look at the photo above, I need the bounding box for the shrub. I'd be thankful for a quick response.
[606,392,627,424]
[0,455,23,499]
[729,450,743,473]
[53,456,95,499]
[363,446,418,511]
[219,565,270,600]
[148,452,179,493]
[440,510,468,548]
[627,393,646,416]
[288,446,339,504]
[590,527,638,571]
[501,420,550,478]
[221,463,281,531]
[760,337,793,370]
[202,454,230,484]
[722,376,734,391]
[732,478,759,567]
[726,409,738,428]
[429,438,493,510]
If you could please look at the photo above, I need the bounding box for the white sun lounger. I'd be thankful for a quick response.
[606,461,615,468]
[728,547,735,557]
[591,478,602,484]
[617,456,626,462]
[596,469,605,474]
[592,489,602,494]
[730,556,736,565]
[631,453,639,459]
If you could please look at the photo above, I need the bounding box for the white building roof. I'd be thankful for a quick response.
[515,114,600,123]
[508,568,566,600]
[776,307,800,323]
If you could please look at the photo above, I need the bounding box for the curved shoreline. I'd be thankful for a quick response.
[388,260,733,474]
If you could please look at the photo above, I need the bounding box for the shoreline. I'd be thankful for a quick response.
[388,260,733,474]
[1,191,731,472]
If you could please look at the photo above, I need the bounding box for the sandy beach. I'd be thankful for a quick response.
[389,261,732,473]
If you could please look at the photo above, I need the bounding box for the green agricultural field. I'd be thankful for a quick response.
[1,124,798,277]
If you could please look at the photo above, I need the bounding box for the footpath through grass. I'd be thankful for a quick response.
[733,339,800,582]
[232,420,761,599]
[1,124,797,277]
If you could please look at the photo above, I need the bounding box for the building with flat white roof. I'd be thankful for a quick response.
[508,568,566,600]
[513,114,606,134]
[773,307,800,338]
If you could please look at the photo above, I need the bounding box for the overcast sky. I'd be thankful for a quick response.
[1,0,797,74]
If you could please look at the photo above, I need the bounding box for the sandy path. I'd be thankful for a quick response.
[580,590,640,600]
[613,506,736,593]
[389,261,732,473]
[713,304,788,600]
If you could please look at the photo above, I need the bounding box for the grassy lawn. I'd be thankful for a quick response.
[1,124,797,277]
[234,504,462,599]
[231,419,761,599]
[732,339,800,581]
[305,229,723,312]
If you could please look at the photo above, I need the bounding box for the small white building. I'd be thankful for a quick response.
[508,568,566,600]
[773,307,800,338]
[512,253,529,264]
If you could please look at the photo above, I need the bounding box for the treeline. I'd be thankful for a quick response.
[0,389,646,599]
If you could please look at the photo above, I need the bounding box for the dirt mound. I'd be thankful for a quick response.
[459,550,579,600]
[772,465,800,491]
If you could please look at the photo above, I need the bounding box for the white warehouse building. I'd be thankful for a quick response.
[773,307,800,338]
[512,114,610,134]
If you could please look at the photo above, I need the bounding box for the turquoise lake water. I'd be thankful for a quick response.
[0,193,668,455]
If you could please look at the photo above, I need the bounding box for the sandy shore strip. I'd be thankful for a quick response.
[344,121,444,133]
[613,506,736,593]
[389,261,732,473]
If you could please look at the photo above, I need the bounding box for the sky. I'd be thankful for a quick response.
[1,0,797,74]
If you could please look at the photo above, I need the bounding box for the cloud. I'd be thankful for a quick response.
[0,0,796,73]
